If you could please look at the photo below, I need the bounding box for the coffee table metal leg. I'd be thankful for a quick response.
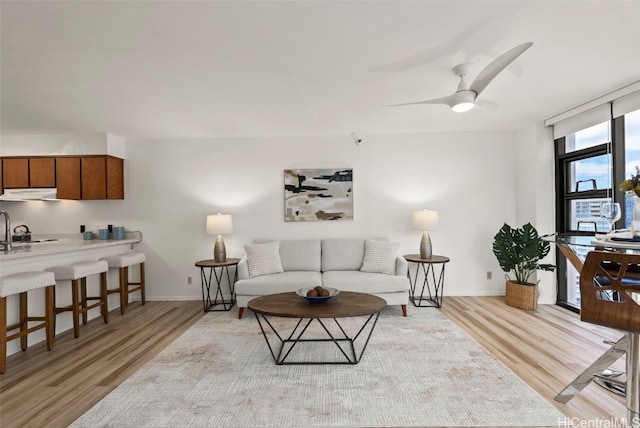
[253,312,381,365]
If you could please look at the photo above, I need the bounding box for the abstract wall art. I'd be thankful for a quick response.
[284,168,353,222]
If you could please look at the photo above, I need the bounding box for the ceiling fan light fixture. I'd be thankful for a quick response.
[450,90,476,113]
[451,102,475,113]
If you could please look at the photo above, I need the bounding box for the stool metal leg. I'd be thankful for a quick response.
[19,292,28,351]
[628,332,640,427]
[0,296,7,374]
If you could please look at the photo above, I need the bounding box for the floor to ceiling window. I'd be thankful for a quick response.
[553,94,640,311]
[623,109,640,228]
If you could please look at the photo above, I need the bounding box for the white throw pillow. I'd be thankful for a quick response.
[245,241,284,278]
[360,239,400,275]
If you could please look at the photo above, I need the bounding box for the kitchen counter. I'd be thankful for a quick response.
[1,231,144,357]
[1,231,142,261]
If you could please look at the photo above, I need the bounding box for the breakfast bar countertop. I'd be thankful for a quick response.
[0,231,143,262]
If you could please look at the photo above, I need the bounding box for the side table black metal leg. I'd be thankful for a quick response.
[427,262,446,308]
[209,266,235,311]
[195,258,240,313]
[409,261,447,308]
[200,267,212,312]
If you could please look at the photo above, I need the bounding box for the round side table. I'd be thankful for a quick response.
[403,254,450,308]
[195,258,240,312]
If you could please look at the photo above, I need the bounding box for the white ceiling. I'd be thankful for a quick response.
[1,0,639,140]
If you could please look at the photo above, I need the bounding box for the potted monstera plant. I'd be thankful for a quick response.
[492,222,555,310]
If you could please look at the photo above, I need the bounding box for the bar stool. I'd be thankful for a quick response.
[580,250,640,426]
[47,260,109,338]
[0,271,55,373]
[100,253,146,315]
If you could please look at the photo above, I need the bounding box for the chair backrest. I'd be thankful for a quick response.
[580,250,640,333]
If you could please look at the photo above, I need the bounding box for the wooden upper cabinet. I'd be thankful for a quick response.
[29,158,55,187]
[0,155,124,200]
[56,157,81,200]
[81,157,107,200]
[106,156,124,199]
[3,158,29,188]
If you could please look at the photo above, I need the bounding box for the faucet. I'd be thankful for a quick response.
[0,210,12,252]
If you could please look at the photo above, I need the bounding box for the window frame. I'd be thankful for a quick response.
[554,115,625,311]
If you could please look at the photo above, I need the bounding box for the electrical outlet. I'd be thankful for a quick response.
[187,276,192,285]
[486,271,492,280]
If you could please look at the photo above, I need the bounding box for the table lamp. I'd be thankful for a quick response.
[206,213,233,262]
[412,209,439,259]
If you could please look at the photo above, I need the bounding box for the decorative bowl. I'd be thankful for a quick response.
[296,287,340,304]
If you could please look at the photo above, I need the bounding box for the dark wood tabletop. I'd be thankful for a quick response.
[403,254,450,264]
[195,258,240,268]
[247,291,386,318]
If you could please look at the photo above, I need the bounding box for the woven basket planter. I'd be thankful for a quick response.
[505,280,538,311]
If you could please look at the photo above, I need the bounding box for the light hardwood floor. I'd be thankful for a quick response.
[441,296,626,423]
[0,297,627,427]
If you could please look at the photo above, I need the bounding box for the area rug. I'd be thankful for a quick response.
[72,307,564,427]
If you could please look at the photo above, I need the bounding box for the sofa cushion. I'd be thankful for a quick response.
[244,241,284,278]
[360,239,400,275]
[322,270,409,294]
[322,237,388,271]
[256,238,321,272]
[235,271,322,296]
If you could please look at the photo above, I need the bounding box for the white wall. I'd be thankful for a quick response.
[1,132,518,300]
[515,122,557,303]
[0,133,125,157]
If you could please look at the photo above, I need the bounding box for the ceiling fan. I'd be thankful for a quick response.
[383,42,533,113]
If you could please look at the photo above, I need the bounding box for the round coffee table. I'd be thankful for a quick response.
[248,291,386,365]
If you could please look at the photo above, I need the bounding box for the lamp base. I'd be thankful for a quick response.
[214,235,227,263]
[420,231,432,259]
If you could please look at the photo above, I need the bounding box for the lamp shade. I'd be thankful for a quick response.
[206,214,233,235]
[412,210,439,231]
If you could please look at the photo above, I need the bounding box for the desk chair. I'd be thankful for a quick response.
[580,250,640,425]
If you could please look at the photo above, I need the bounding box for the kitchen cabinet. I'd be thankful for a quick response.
[81,156,124,200]
[29,158,55,187]
[2,158,55,189]
[0,155,124,200]
[81,157,107,199]
[2,158,29,188]
[56,157,81,200]
[105,156,124,199]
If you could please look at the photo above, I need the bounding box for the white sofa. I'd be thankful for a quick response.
[235,238,410,318]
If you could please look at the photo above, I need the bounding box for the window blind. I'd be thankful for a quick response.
[545,81,640,139]
[550,104,611,140]
[612,90,640,118]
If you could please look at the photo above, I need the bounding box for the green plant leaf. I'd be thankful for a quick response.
[492,222,555,284]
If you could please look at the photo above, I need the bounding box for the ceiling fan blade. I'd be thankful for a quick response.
[369,12,502,73]
[370,44,458,73]
[475,99,500,112]
[383,95,455,108]
[469,42,533,96]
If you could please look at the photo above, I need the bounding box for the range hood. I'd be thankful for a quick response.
[0,188,58,201]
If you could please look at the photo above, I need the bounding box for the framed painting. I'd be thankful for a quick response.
[284,168,353,222]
